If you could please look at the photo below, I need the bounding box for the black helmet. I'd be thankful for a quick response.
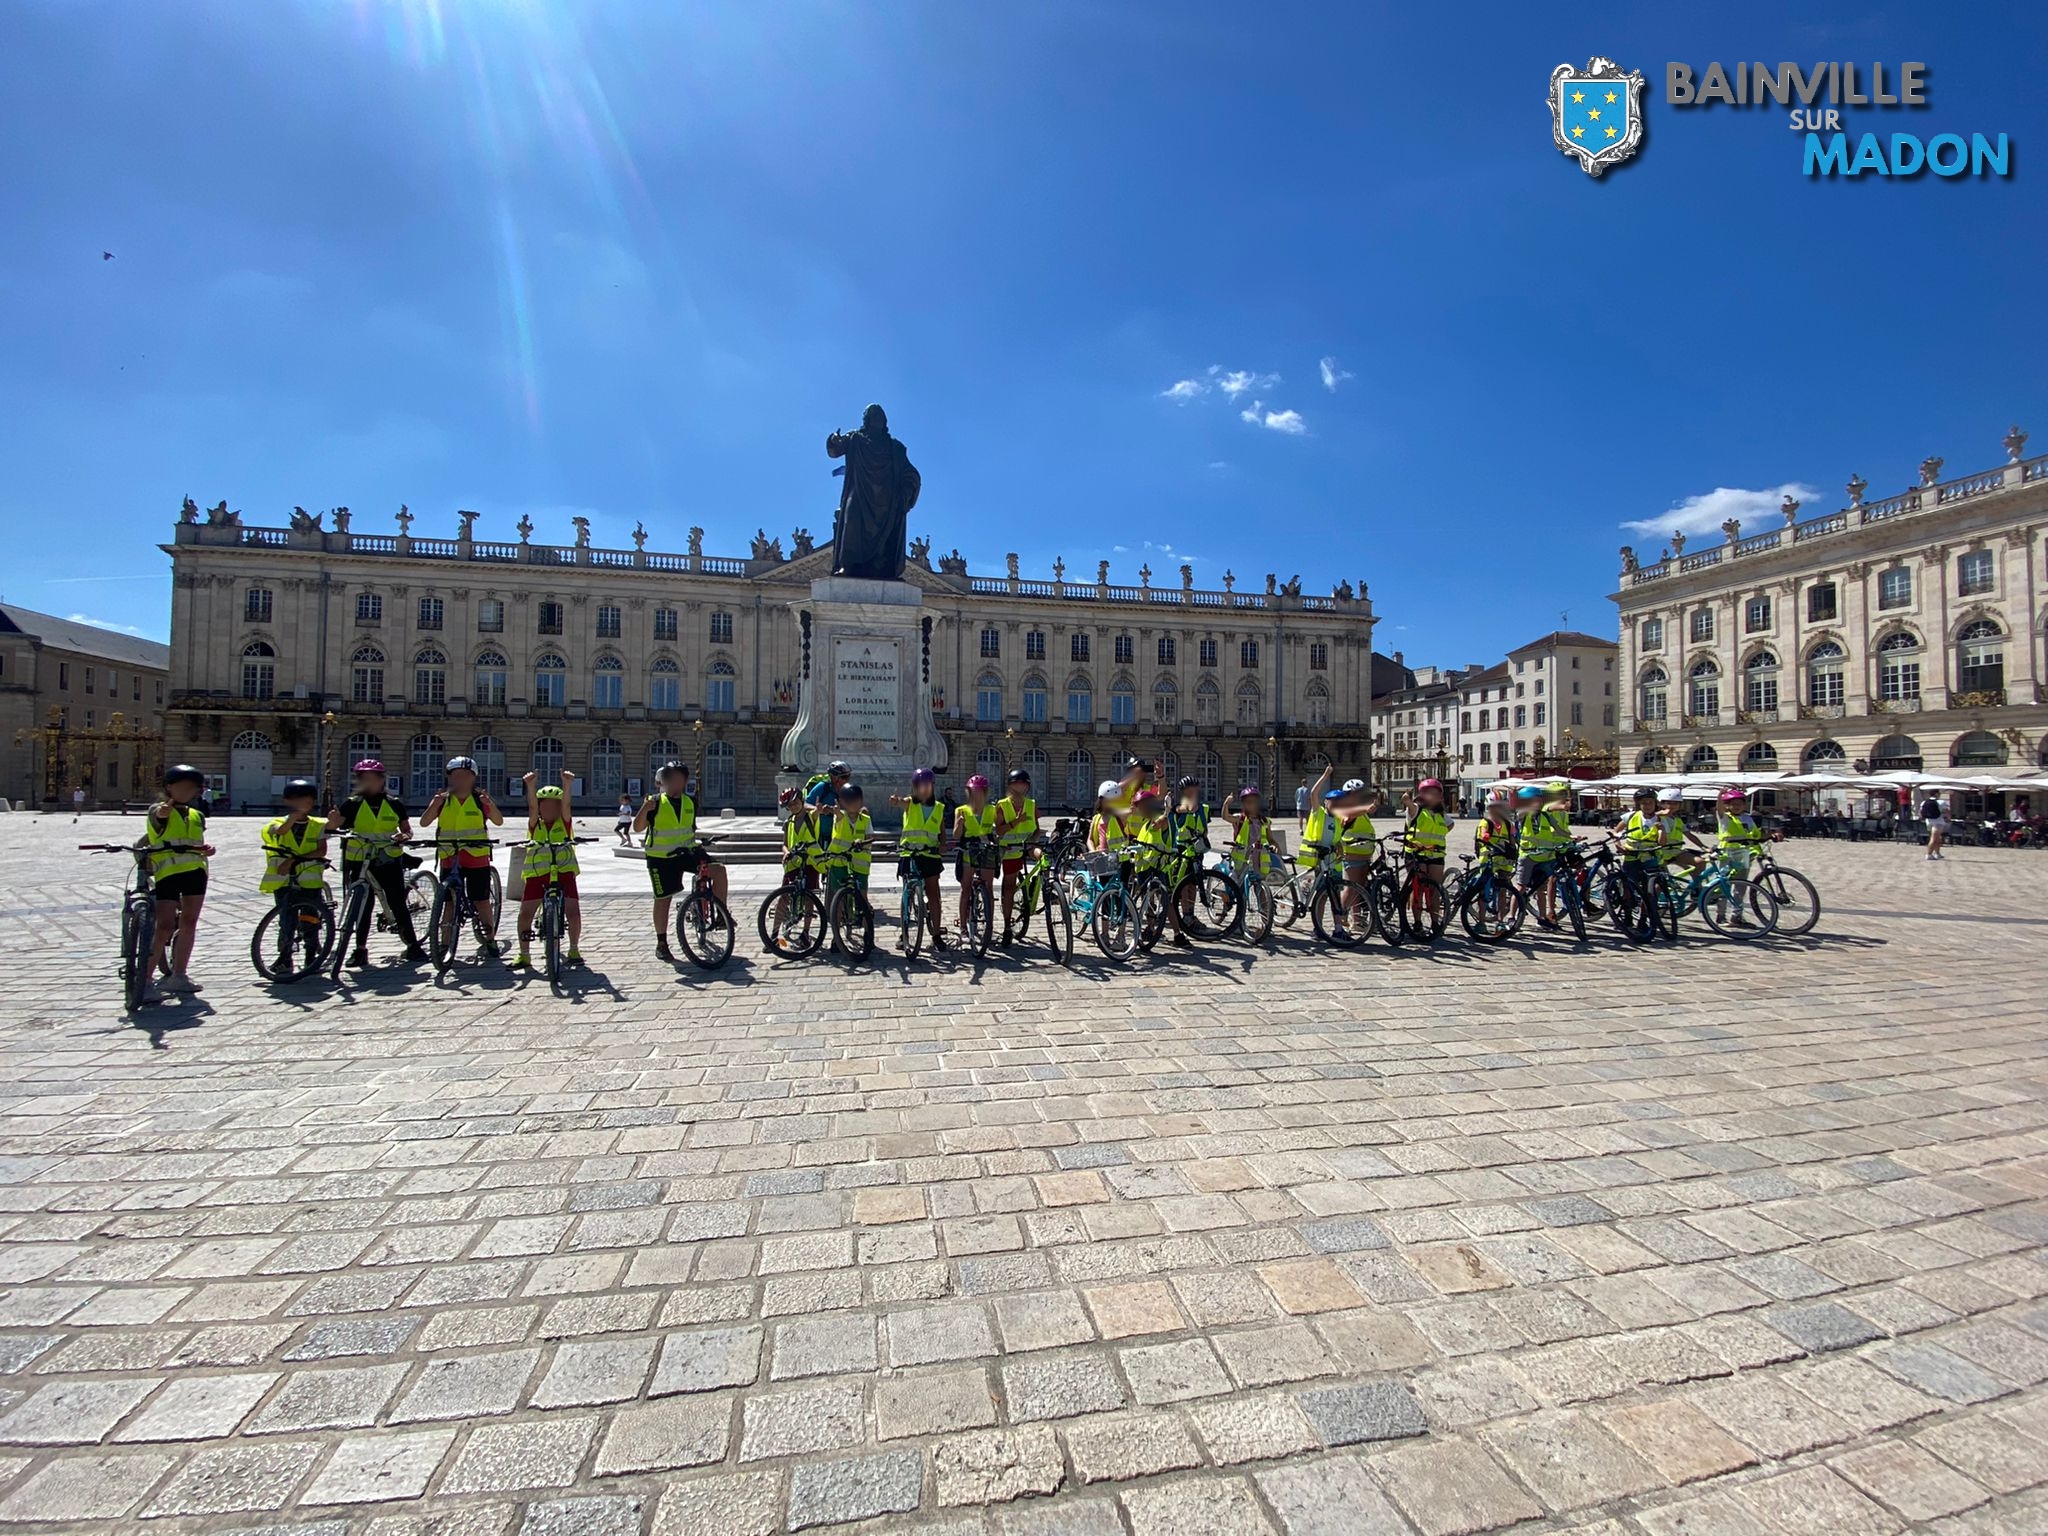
[281,777,319,798]
[1176,775,1200,791]
[1006,768,1031,785]
[658,759,688,777]
[837,781,863,801]
[828,760,851,776]
[1126,756,1155,773]
[162,764,204,788]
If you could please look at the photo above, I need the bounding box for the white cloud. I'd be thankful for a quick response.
[67,613,154,637]
[1216,368,1278,399]
[1241,398,1263,424]
[1253,406,1307,436]
[1160,378,1206,403]
[1622,483,1817,539]
[1319,356,1353,392]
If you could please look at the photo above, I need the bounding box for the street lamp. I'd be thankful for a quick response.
[316,710,338,798]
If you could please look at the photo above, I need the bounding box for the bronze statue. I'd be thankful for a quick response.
[826,403,920,581]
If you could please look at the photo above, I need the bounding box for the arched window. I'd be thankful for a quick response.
[588,737,624,799]
[1806,641,1845,708]
[1195,751,1222,806]
[413,647,448,706]
[703,740,736,802]
[1110,675,1137,727]
[1152,676,1179,727]
[1742,742,1779,769]
[1305,679,1331,728]
[344,732,383,766]
[975,671,1004,725]
[1021,748,1049,791]
[975,746,1005,782]
[409,733,446,797]
[231,729,274,751]
[1063,748,1094,808]
[1869,733,1922,772]
[649,656,681,712]
[350,644,386,705]
[1687,744,1719,773]
[1195,675,1221,728]
[240,641,276,701]
[592,654,625,710]
[1876,630,1921,702]
[1802,739,1846,770]
[1159,750,1180,786]
[1235,677,1263,727]
[1951,730,2007,767]
[1638,667,1667,723]
[530,735,566,783]
[533,651,567,708]
[647,739,682,786]
[1066,673,1094,725]
[1743,650,1779,713]
[1686,659,1720,719]
[706,659,737,713]
[471,735,508,800]
[1238,750,1263,793]
[1956,619,2005,696]
[1021,672,1049,724]
[474,649,509,707]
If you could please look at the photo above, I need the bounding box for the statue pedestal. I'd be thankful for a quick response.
[778,579,948,809]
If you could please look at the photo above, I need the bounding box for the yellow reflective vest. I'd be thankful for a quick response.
[996,795,1036,855]
[1407,807,1450,860]
[827,809,872,875]
[898,800,944,856]
[1231,816,1275,876]
[524,818,580,877]
[1338,812,1377,860]
[260,816,325,893]
[643,793,698,857]
[145,804,208,880]
[436,794,490,865]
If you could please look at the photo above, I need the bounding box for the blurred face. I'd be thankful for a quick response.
[1008,779,1028,800]
[355,772,386,794]
[967,785,988,808]
[1241,793,1263,815]
[283,792,316,817]
[166,779,200,805]
[448,769,477,796]
[537,796,565,822]
[659,770,687,795]
[839,792,863,815]
[913,778,934,802]
[1419,784,1443,807]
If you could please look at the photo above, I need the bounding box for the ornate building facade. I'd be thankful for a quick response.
[1612,428,2048,780]
[163,505,1379,811]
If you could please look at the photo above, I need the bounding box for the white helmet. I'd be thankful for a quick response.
[1657,787,1686,804]
[1341,778,1368,794]
[1486,785,1515,805]
[1095,779,1121,800]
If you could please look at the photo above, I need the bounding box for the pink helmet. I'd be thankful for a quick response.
[1718,787,1748,804]
[1417,777,1442,792]
[353,759,385,774]
[966,774,990,791]
[1237,785,1262,799]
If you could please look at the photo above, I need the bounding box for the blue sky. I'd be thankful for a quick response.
[2,2,2042,663]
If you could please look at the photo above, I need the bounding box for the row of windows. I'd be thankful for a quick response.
[320,732,738,801]
[1635,621,2010,717]
[1639,551,2004,650]
[1633,732,2022,774]
[47,662,157,704]
[249,587,731,643]
[974,628,1329,671]
[966,671,1333,728]
[237,641,739,710]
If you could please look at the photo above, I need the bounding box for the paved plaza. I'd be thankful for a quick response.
[0,814,2044,1536]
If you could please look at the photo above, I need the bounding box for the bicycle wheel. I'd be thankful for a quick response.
[1458,874,1523,943]
[543,891,563,984]
[963,880,994,957]
[484,865,504,938]
[121,896,154,1012]
[253,901,332,982]
[830,885,874,964]
[1699,879,1777,940]
[1561,880,1587,944]
[1650,874,1686,942]
[678,890,736,969]
[428,883,460,973]
[330,880,370,981]
[759,884,825,958]
[1185,870,1240,939]
[1366,872,1404,945]
[405,870,436,933]
[899,878,926,959]
[1092,887,1139,961]
[1042,889,1074,966]
[1273,867,1304,928]
[1239,875,1274,945]
[1397,872,1448,943]
[1134,876,1170,953]
[1755,863,1819,936]
[1576,860,1611,920]
[1310,884,1361,947]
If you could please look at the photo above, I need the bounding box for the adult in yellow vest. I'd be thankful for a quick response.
[141,763,217,998]
[325,757,427,966]
[994,768,1038,944]
[953,774,1001,936]
[512,769,584,969]
[888,767,949,949]
[635,759,727,964]
[421,756,506,960]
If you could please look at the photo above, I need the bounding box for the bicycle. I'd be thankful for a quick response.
[1456,852,1524,943]
[329,833,429,981]
[512,835,599,986]
[897,849,933,960]
[1162,838,1240,942]
[82,842,167,1013]
[251,854,336,982]
[425,836,502,974]
[1216,846,1278,945]
[956,835,1000,958]
[1043,818,1088,884]
[1010,836,1073,965]
[1745,849,1820,937]
[1305,858,1368,947]
[1650,853,1782,940]
[1064,849,1141,961]
[674,836,735,969]
[826,833,876,964]
[759,864,827,958]
[1391,836,1451,944]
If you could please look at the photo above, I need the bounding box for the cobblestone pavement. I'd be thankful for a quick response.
[1,812,2044,1535]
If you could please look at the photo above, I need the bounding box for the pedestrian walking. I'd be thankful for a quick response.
[614,791,636,846]
[1295,780,1309,830]
[70,784,86,821]
[1920,790,1948,860]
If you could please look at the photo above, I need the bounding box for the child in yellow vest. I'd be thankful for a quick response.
[259,778,329,970]
[512,769,582,969]
[1128,788,1189,946]
[953,774,1000,935]
[888,768,949,948]
[144,763,218,996]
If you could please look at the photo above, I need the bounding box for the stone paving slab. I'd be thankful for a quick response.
[0,813,2043,1532]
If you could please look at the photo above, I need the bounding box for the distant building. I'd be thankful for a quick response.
[1611,427,2045,781]
[1371,660,1476,797]
[0,605,169,808]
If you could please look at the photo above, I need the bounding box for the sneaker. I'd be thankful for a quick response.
[348,948,371,968]
[139,983,165,1007]
[655,940,676,963]
[401,946,429,964]
[1170,934,1192,948]
[476,940,500,961]
[565,949,583,966]
[508,952,530,969]
[160,974,198,995]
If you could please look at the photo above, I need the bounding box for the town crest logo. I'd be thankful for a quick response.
[1549,57,1646,176]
